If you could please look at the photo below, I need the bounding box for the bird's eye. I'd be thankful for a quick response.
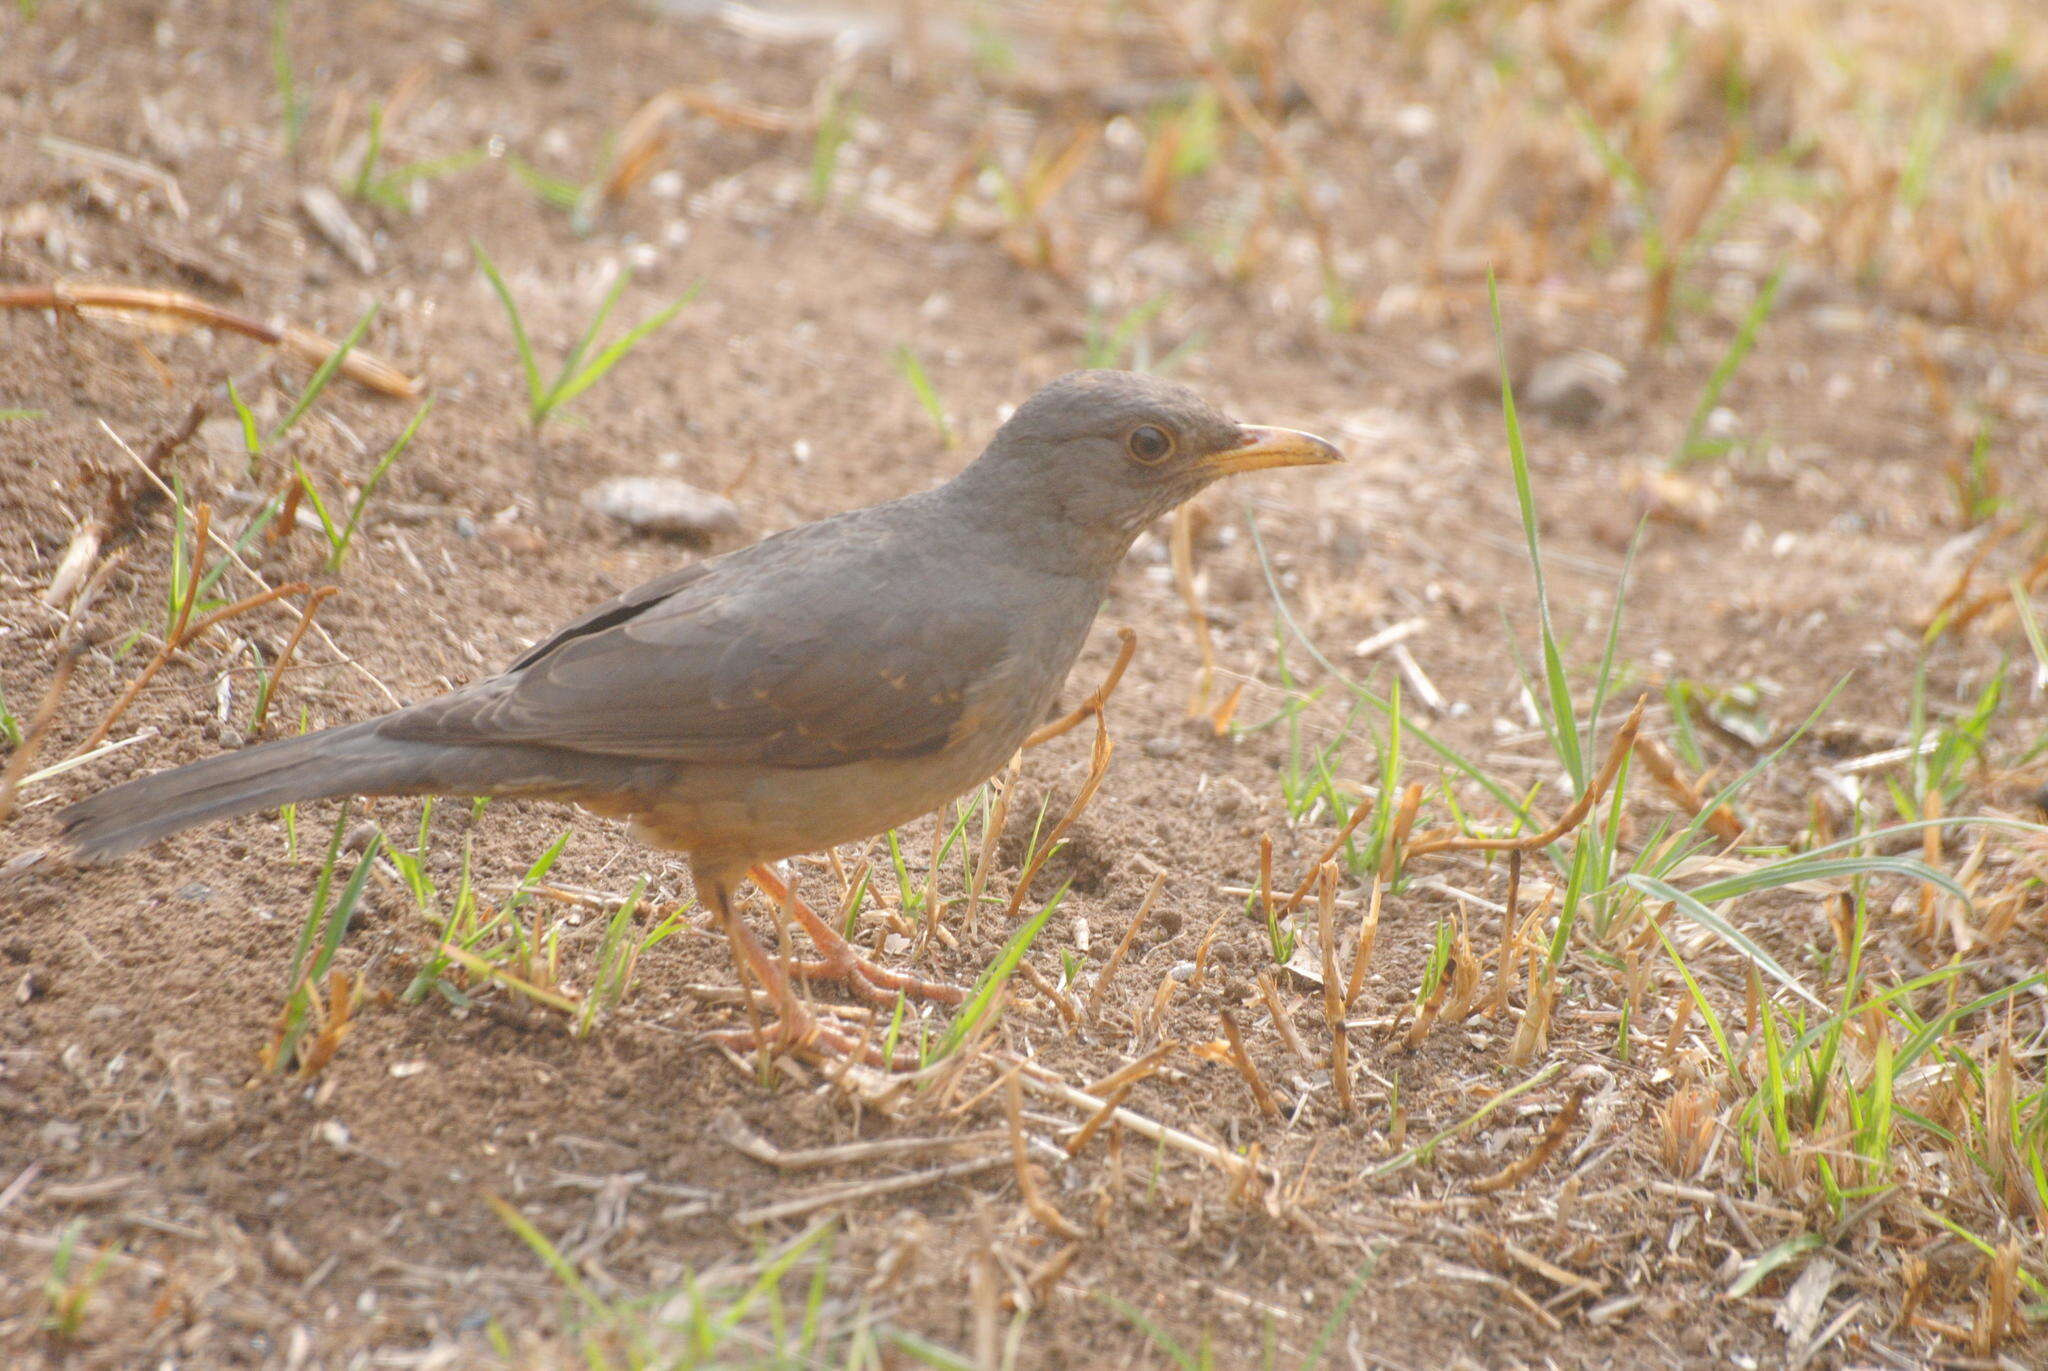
[1126,425,1174,464]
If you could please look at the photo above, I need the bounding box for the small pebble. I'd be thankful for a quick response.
[584,476,742,547]
[1143,736,1183,760]
[1521,350,1625,426]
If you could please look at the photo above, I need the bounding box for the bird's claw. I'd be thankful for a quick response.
[749,864,967,1007]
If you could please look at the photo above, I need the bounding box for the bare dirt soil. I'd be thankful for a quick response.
[3,2,2047,1367]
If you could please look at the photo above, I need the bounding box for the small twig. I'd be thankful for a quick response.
[674,85,814,134]
[1949,544,2048,636]
[1921,524,2011,632]
[1219,1008,1280,1119]
[1083,1041,1180,1100]
[1470,1084,1587,1193]
[0,646,83,824]
[1405,698,1647,858]
[1207,677,1245,735]
[718,1112,1000,1171]
[1006,1053,1253,1183]
[1364,1061,1564,1181]
[1063,1079,1141,1158]
[1382,782,1424,877]
[1278,795,1376,914]
[1085,870,1164,1022]
[1493,850,1522,1019]
[1255,970,1312,1068]
[1342,872,1384,1009]
[82,576,311,752]
[2,282,420,397]
[249,586,338,734]
[42,400,207,611]
[1024,627,1137,748]
[1170,506,1217,714]
[101,420,401,708]
[19,728,157,791]
[1632,734,1743,844]
[1005,1071,1086,1239]
[732,1154,1007,1227]
[1002,710,1116,921]
[1258,832,1275,930]
[1316,862,1352,1115]
[40,134,189,219]
[965,755,1016,936]
[916,803,948,956]
[1643,132,1741,346]
[1018,959,1082,1026]
[1399,969,1450,1052]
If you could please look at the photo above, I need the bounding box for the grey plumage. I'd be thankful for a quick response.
[59,371,1339,885]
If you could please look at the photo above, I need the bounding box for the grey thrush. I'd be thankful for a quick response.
[60,370,1341,1039]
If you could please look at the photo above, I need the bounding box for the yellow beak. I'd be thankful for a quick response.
[1200,425,1344,477]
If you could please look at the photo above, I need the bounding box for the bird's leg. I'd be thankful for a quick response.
[701,876,884,1062]
[748,863,967,1006]
[702,878,819,1053]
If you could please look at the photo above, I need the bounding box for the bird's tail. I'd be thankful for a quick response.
[58,719,559,860]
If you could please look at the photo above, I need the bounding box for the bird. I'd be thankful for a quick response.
[59,369,1341,1050]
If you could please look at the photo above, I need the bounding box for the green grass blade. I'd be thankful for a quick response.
[270,0,303,152]
[1488,272,1584,791]
[293,458,343,550]
[1674,264,1785,467]
[472,240,542,412]
[1585,522,1644,752]
[1683,855,1971,909]
[487,1195,603,1314]
[331,398,432,570]
[269,303,377,445]
[547,284,699,414]
[1645,917,1739,1074]
[1244,511,1546,841]
[1625,873,1822,1008]
[894,345,955,448]
[288,804,352,988]
[349,100,385,200]
[504,154,582,209]
[1726,1232,1823,1298]
[1100,1295,1200,1371]
[1298,1254,1379,1369]
[1364,1062,1564,1180]
[932,881,1068,1061]
[225,376,262,462]
[314,831,382,978]
[545,268,632,410]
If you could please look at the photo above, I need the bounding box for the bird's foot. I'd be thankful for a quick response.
[707,1004,916,1070]
[749,864,967,1007]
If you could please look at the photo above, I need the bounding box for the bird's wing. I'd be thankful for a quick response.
[386,528,1008,770]
[505,561,715,671]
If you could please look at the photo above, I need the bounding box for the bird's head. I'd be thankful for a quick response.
[958,370,1341,567]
